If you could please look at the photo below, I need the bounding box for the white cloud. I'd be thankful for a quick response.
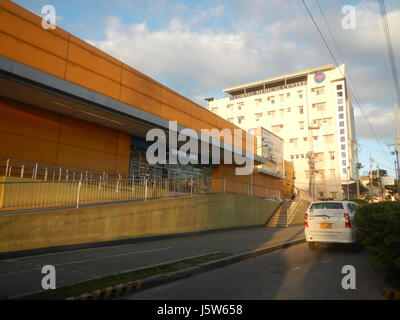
[87,0,400,141]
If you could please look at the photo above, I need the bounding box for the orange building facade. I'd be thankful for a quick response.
[0,0,294,199]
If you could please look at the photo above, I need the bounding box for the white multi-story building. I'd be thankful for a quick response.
[207,64,358,200]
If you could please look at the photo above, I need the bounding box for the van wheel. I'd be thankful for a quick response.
[308,242,318,251]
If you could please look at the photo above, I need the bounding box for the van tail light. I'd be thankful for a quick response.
[304,213,309,228]
[344,213,351,228]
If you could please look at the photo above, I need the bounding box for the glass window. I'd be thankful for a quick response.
[340,129,345,134]
[338,106,344,112]
[339,113,344,119]
[340,121,344,127]
[310,202,344,210]
[337,84,343,90]
[341,144,346,150]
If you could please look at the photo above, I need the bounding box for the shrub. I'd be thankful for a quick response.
[354,201,400,287]
[350,198,368,206]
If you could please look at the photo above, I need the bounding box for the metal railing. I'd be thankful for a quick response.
[0,157,126,182]
[0,176,282,213]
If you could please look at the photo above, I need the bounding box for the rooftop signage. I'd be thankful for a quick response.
[229,81,306,100]
[314,71,326,83]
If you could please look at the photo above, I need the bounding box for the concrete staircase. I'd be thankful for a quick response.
[287,200,311,225]
[266,202,291,227]
[266,190,312,228]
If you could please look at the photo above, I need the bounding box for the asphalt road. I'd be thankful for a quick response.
[0,225,305,299]
[125,242,384,300]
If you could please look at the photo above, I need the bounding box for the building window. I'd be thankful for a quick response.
[340,121,344,127]
[342,160,347,166]
[290,155,294,160]
[337,91,343,97]
[340,136,345,142]
[343,168,347,174]
[298,91,303,99]
[301,154,304,158]
[340,129,345,134]
[337,98,343,104]
[312,102,326,110]
[342,152,346,158]
[337,84,343,90]
[341,144,346,150]
[338,106,344,112]
[238,116,244,124]
[287,107,291,112]
[319,192,324,198]
[329,151,335,160]
[339,113,344,119]
[303,137,308,141]
[299,106,304,114]
[313,136,318,141]
[255,113,262,121]
[227,104,233,110]
[296,155,299,159]
[312,87,325,95]
[323,134,334,143]
[287,92,291,97]
[299,121,304,130]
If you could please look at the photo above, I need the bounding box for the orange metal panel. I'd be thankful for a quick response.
[58,116,119,155]
[56,144,117,173]
[65,62,120,100]
[121,67,161,99]
[0,31,67,78]
[116,132,131,158]
[120,85,161,115]
[0,99,60,142]
[115,155,130,174]
[0,131,58,164]
[67,42,121,83]
[160,103,192,128]
[0,8,69,59]
[0,1,69,40]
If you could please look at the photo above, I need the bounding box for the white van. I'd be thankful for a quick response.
[304,201,363,252]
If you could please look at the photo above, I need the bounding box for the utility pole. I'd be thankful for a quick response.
[387,103,400,199]
[307,151,315,199]
[369,154,374,201]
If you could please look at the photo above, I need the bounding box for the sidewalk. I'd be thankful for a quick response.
[0,224,305,299]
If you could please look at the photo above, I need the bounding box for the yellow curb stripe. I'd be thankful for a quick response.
[80,293,88,300]
[135,280,142,291]
[125,283,134,295]
[92,289,101,300]
[104,286,113,299]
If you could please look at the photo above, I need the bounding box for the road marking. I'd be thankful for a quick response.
[3,241,170,262]
[0,246,174,278]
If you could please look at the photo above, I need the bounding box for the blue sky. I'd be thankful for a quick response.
[12,0,400,177]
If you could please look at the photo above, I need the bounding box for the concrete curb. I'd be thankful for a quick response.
[65,237,306,300]
[383,283,400,300]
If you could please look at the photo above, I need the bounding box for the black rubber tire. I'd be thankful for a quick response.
[308,242,318,251]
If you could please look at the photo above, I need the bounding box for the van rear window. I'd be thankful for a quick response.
[310,202,344,210]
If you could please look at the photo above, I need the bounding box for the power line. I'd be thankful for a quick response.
[301,0,394,168]
[378,0,400,105]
